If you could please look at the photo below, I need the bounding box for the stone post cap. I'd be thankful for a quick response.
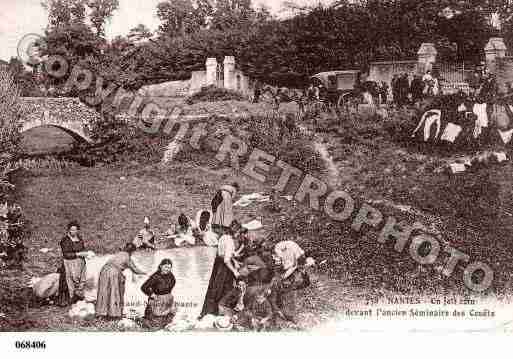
[417,43,438,56]
[206,57,218,66]
[223,56,236,65]
[485,37,507,52]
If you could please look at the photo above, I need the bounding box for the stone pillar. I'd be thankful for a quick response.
[417,43,437,74]
[206,57,218,86]
[485,37,507,73]
[223,56,236,90]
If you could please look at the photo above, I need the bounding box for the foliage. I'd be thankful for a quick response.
[42,0,119,36]
[185,85,246,104]
[88,0,120,37]
[7,58,44,97]
[217,113,324,174]
[38,0,508,93]
[0,203,27,270]
[0,70,26,269]
[0,70,24,160]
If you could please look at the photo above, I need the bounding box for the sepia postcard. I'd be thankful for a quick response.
[1,0,513,355]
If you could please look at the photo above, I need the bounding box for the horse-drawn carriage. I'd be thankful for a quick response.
[258,69,379,113]
[310,70,380,111]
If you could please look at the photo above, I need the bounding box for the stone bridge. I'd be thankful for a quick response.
[20,97,101,143]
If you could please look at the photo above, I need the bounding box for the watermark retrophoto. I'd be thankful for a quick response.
[2,0,513,338]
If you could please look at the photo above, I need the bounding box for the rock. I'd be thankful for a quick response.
[117,318,138,329]
[120,176,127,181]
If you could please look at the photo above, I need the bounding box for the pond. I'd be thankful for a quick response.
[83,247,217,319]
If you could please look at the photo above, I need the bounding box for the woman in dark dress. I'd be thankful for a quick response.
[141,258,176,328]
[199,221,242,318]
[57,221,89,306]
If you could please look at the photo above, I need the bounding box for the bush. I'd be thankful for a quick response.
[382,108,419,143]
[0,70,26,268]
[0,203,27,270]
[0,70,24,161]
[185,85,246,105]
[200,113,324,174]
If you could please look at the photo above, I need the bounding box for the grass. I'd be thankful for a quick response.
[1,160,369,331]
[4,99,513,331]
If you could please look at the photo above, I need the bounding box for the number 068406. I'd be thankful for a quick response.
[15,341,46,349]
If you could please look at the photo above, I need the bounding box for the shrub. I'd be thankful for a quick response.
[0,70,24,160]
[200,113,325,174]
[0,70,26,268]
[185,85,246,105]
[0,203,27,270]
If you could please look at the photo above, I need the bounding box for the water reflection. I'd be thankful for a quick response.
[83,247,216,318]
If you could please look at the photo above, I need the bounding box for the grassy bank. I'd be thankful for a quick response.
[3,101,513,331]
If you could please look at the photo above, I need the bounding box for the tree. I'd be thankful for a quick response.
[157,0,198,37]
[41,0,87,28]
[128,24,153,42]
[87,0,120,37]
[209,0,254,30]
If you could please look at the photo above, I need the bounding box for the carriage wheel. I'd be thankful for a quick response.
[260,90,275,106]
[337,94,354,113]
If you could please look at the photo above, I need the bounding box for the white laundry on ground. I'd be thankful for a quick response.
[498,128,513,144]
[165,313,196,332]
[68,301,95,319]
[412,110,441,142]
[234,193,270,207]
[440,122,462,143]
[174,232,195,247]
[242,220,263,231]
[33,273,60,299]
[473,103,488,138]
[193,314,217,330]
[28,276,42,288]
[494,152,508,162]
[449,163,466,173]
[117,318,138,329]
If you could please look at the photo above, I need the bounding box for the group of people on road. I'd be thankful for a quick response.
[36,181,311,331]
[391,70,440,107]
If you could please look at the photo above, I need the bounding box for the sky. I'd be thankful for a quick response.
[0,0,329,62]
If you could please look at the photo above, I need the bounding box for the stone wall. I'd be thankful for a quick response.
[189,71,207,95]
[21,97,101,125]
[20,97,102,142]
[138,80,191,98]
[493,58,513,91]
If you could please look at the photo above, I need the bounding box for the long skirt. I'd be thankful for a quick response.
[200,256,234,318]
[143,293,175,329]
[63,258,86,300]
[95,263,126,318]
[56,264,70,306]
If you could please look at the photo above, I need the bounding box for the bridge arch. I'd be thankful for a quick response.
[20,97,100,144]
[21,123,93,144]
